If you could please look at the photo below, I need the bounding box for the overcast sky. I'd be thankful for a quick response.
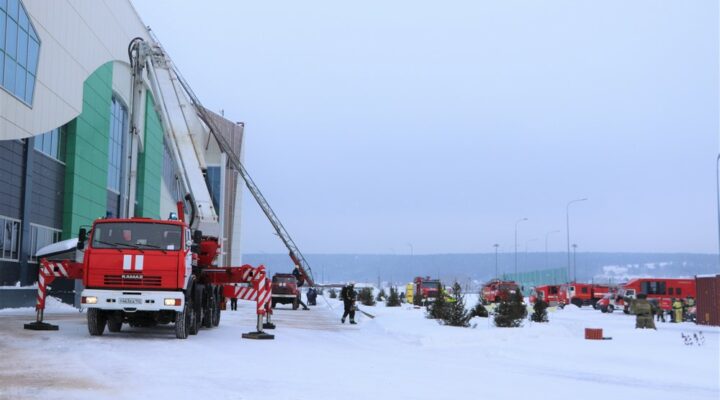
[132,0,718,255]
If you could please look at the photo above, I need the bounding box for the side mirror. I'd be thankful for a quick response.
[77,228,87,250]
[193,230,203,244]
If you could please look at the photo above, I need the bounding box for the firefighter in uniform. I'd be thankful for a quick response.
[672,298,684,323]
[632,294,656,329]
[655,301,665,322]
[340,282,357,324]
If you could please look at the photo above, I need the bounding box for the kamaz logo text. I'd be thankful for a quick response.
[123,255,144,271]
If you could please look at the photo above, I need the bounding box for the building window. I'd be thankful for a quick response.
[205,166,221,211]
[28,224,61,263]
[0,0,40,105]
[0,215,21,261]
[34,126,64,161]
[107,97,127,193]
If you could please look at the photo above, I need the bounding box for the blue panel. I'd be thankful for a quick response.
[0,11,5,52]
[3,55,14,89]
[24,71,33,103]
[17,4,26,31]
[5,17,16,59]
[14,63,24,99]
[0,0,5,12]
[7,0,16,21]
[27,37,37,73]
[16,28,25,66]
[0,51,4,83]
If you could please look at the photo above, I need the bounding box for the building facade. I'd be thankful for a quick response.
[0,0,243,307]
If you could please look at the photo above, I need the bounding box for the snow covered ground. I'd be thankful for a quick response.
[0,295,717,400]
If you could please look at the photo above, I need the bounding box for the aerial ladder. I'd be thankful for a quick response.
[142,33,316,287]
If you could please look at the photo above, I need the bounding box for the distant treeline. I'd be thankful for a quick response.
[243,253,719,286]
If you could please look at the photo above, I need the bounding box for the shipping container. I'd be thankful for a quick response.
[695,274,720,327]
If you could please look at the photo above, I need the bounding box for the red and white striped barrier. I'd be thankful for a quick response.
[25,259,83,331]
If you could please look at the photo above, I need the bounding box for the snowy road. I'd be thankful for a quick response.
[0,297,718,400]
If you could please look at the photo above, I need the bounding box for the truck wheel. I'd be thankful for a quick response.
[272,299,277,309]
[600,306,607,313]
[571,298,583,308]
[608,305,614,313]
[202,292,213,328]
[190,289,202,335]
[292,298,299,310]
[175,304,190,339]
[87,308,106,336]
[107,318,122,333]
[211,291,221,327]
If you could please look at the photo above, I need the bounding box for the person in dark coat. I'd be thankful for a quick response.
[230,297,237,311]
[292,265,305,287]
[306,287,318,306]
[340,282,357,324]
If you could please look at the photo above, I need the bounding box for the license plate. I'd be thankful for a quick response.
[119,298,142,304]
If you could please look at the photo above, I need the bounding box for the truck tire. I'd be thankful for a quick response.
[272,299,277,309]
[202,291,213,328]
[190,289,202,335]
[600,306,607,313]
[608,305,614,313]
[571,298,583,308]
[211,290,221,327]
[175,304,190,339]
[87,308,106,336]
[107,318,122,333]
[292,298,299,310]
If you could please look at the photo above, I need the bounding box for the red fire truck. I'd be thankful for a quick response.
[615,278,696,313]
[529,285,562,306]
[271,273,301,309]
[411,276,442,306]
[481,279,520,304]
[558,283,613,308]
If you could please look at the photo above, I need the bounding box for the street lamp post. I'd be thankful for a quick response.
[514,218,528,277]
[566,198,587,281]
[545,230,560,269]
[572,243,578,282]
[493,243,499,279]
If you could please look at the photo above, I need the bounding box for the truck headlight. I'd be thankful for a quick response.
[82,296,97,304]
[164,298,182,306]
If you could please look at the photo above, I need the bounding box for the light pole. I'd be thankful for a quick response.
[566,198,587,281]
[514,218,528,277]
[493,243,499,279]
[572,243,578,282]
[545,230,560,269]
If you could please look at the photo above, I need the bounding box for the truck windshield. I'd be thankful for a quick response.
[273,277,296,283]
[423,282,440,290]
[91,222,182,251]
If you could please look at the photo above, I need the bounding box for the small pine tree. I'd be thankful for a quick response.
[531,299,549,322]
[386,286,402,307]
[329,288,337,299]
[494,290,527,327]
[426,289,449,320]
[376,288,387,302]
[358,287,376,306]
[442,282,472,327]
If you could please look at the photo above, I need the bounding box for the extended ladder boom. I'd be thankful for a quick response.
[146,35,316,287]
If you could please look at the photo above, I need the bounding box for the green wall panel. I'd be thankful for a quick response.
[136,91,163,219]
[62,63,113,239]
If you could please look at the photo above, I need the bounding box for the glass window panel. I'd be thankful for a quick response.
[27,39,40,75]
[29,25,36,41]
[24,71,33,103]
[11,221,18,259]
[4,221,11,259]
[0,0,6,12]
[34,131,42,151]
[4,55,14,90]
[6,17,17,58]
[18,4,27,31]
[15,63,24,99]
[50,128,58,158]
[7,0,17,21]
[0,51,4,83]
[0,221,5,256]
[43,130,51,155]
[16,28,26,66]
[0,11,6,52]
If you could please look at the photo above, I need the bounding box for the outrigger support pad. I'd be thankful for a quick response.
[243,314,275,339]
[263,313,275,330]
[24,310,59,330]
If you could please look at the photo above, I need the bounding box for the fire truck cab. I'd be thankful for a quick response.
[481,280,520,304]
[529,285,562,306]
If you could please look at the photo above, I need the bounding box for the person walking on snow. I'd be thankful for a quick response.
[632,294,656,329]
[340,282,357,324]
[672,298,684,323]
